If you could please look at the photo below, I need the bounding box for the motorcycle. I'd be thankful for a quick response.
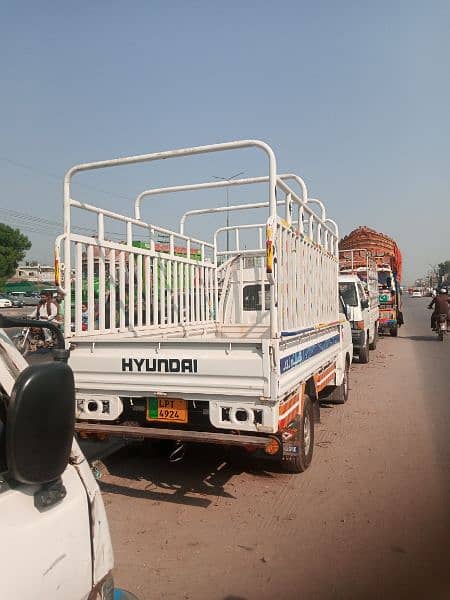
[436,313,448,342]
[12,324,59,356]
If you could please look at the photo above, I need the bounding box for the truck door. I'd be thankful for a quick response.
[357,282,370,331]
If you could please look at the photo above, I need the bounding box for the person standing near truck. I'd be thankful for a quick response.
[28,291,58,345]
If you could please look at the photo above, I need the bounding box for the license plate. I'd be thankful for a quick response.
[146,398,188,423]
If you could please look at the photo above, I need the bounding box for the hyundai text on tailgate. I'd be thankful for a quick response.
[55,140,353,473]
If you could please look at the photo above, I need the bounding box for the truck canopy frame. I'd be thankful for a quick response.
[57,140,339,341]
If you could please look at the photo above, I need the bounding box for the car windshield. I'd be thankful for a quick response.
[339,282,358,306]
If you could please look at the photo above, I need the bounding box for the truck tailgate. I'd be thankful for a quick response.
[68,338,269,398]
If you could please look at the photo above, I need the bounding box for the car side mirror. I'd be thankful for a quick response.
[6,363,75,485]
[361,299,369,310]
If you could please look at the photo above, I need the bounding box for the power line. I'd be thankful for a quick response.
[0,206,124,239]
[0,155,131,201]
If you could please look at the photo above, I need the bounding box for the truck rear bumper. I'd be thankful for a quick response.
[75,422,271,449]
[379,319,397,330]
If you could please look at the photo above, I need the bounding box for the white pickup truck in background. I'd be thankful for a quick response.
[55,140,353,473]
[339,249,380,363]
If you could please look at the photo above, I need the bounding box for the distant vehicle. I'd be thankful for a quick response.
[22,293,41,306]
[0,293,23,308]
[435,314,448,341]
[339,226,403,338]
[411,290,422,298]
[41,287,59,298]
[0,297,13,309]
[339,249,380,364]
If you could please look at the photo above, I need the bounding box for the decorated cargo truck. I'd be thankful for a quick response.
[339,226,403,337]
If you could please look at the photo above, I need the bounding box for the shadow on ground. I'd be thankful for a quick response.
[398,334,440,342]
[99,442,284,508]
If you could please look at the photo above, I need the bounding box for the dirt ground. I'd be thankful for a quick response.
[81,298,450,598]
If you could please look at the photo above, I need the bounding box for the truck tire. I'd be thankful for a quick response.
[369,325,378,350]
[390,325,398,337]
[282,396,314,473]
[328,361,350,404]
[358,335,370,363]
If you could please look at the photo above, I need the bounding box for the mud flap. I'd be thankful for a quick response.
[313,400,321,424]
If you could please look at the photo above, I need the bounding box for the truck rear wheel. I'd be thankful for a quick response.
[281,396,314,473]
[358,336,370,363]
[369,326,378,350]
[390,325,398,337]
[328,361,349,404]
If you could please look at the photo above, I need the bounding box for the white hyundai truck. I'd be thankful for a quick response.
[339,249,380,363]
[55,140,352,473]
[0,314,137,600]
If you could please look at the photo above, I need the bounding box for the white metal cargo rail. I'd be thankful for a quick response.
[339,248,378,291]
[56,140,339,340]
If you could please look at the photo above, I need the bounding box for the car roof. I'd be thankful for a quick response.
[339,274,360,283]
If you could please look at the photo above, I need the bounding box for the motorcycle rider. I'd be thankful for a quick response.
[428,287,450,330]
[28,291,58,345]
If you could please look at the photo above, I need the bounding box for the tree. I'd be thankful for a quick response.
[438,261,450,276]
[0,223,32,287]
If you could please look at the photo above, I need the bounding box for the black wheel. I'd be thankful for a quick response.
[390,325,398,337]
[282,396,314,473]
[358,335,370,363]
[438,331,444,342]
[328,361,350,404]
[369,325,378,350]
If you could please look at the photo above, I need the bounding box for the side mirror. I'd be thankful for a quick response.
[6,363,75,485]
[361,298,369,310]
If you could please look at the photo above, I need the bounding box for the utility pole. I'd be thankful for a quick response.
[212,172,244,253]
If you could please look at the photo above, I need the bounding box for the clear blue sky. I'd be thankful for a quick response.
[1,0,449,283]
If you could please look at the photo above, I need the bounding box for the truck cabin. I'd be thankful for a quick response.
[222,259,270,327]
[377,267,395,291]
[338,277,368,312]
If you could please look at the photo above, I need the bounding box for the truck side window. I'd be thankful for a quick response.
[357,283,367,300]
[243,284,270,311]
[338,282,358,307]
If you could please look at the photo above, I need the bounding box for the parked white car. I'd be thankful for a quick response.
[0,297,12,308]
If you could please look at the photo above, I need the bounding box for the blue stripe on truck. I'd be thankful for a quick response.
[280,334,340,374]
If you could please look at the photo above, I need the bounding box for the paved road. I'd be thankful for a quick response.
[96,297,450,600]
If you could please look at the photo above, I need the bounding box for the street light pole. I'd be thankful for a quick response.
[212,172,244,253]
